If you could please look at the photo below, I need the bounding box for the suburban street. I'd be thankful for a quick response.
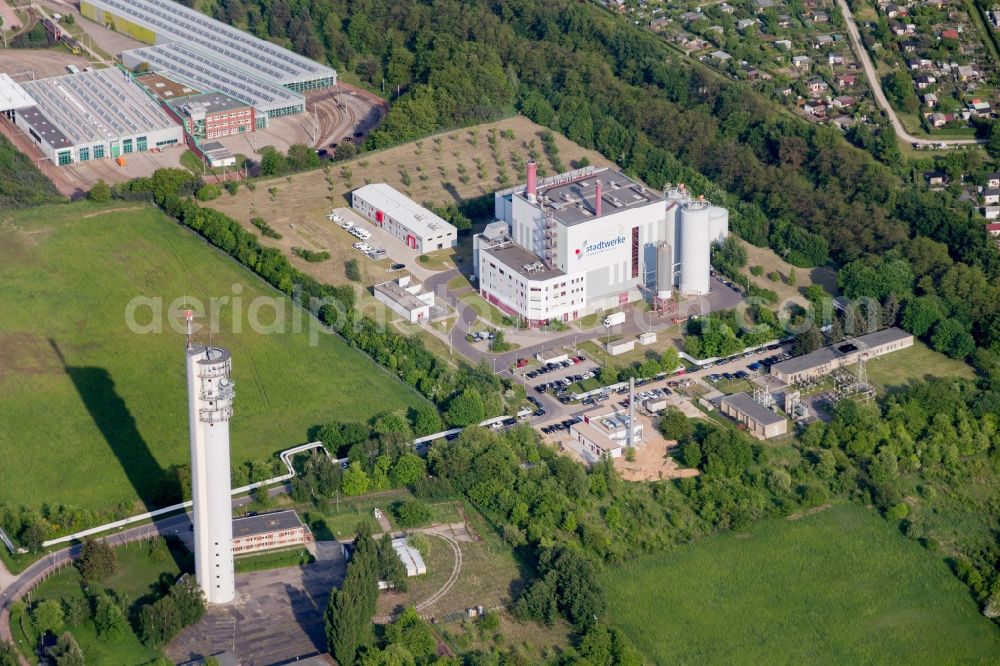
[836,0,984,147]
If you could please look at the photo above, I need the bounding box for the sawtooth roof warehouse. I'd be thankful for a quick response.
[473,163,729,326]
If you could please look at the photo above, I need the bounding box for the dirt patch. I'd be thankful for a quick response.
[787,503,834,521]
[614,435,700,482]
[0,332,64,380]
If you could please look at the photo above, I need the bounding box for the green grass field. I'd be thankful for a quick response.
[861,340,975,393]
[601,503,1000,665]
[234,546,315,573]
[0,201,429,514]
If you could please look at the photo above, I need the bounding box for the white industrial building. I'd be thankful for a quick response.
[352,184,458,252]
[12,69,183,165]
[373,275,436,323]
[185,313,236,605]
[474,164,728,325]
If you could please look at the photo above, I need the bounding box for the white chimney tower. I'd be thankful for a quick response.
[185,310,236,604]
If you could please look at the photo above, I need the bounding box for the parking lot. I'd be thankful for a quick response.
[703,345,791,386]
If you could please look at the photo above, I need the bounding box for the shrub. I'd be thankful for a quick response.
[88,179,111,202]
[292,247,331,263]
[393,500,432,528]
[345,258,361,281]
[224,181,239,195]
[749,265,764,276]
[195,184,221,201]
[250,217,282,240]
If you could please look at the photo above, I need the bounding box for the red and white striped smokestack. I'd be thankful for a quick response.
[595,180,602,217]
[526,161,537,202]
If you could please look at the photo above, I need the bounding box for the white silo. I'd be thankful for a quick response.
[708,206,729,244]
[679,198,712,295]
[664,185,689,261]
[185,312,236,605]
[656,242,673,299]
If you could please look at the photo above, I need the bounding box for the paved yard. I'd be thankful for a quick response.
[167,549,346,666]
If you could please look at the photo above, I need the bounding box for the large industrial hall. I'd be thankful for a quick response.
[12,69,183,165]
[81,0,336,90]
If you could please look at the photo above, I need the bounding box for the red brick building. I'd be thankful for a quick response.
[175,91,254,140]
[231,510,312,555]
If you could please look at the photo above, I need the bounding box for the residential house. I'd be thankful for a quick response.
[983,187,1000,205]
[908,57,934,70]
[792,55,813,68]
[991,9,1000,29]
[967,98,992,116]
[832,95,856,109]
[957,64,981,81]
[924,170,949,186]
[719,2,736,12]
[828,53,845,65]
[984,208,1000,221]
[649,16,671,31]
[985,172,1000,188]
[914,74,937,89]
[710,50,733,62]
[813,10,830,22]
[680,10,702,22]
[803,101,827,117]
[778,14,792,27]
[900,39,918,53]
[985,222,1000,241]
[814,34,835,48]
[889,20,907,35]
[923,92,938,107]
[941,28,960,40]
[776,39,793,50]
[754,0,778,11]
[927,112,955,127]
[836,73,858,86]
[884,3,908,17]
[737,18,758,31]
[806,78,829,94]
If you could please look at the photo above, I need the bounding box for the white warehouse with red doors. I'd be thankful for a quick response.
[351,183,458,252]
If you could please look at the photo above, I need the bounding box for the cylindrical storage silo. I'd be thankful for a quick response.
[709,206,729,244]
[656,242,673,299]
[665,187,689,251]
[679,201,712,295]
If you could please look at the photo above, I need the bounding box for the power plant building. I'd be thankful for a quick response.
[186,314,236,605]
[474,164,728,325]
[352,183,458,252]
[14,68,183,165]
